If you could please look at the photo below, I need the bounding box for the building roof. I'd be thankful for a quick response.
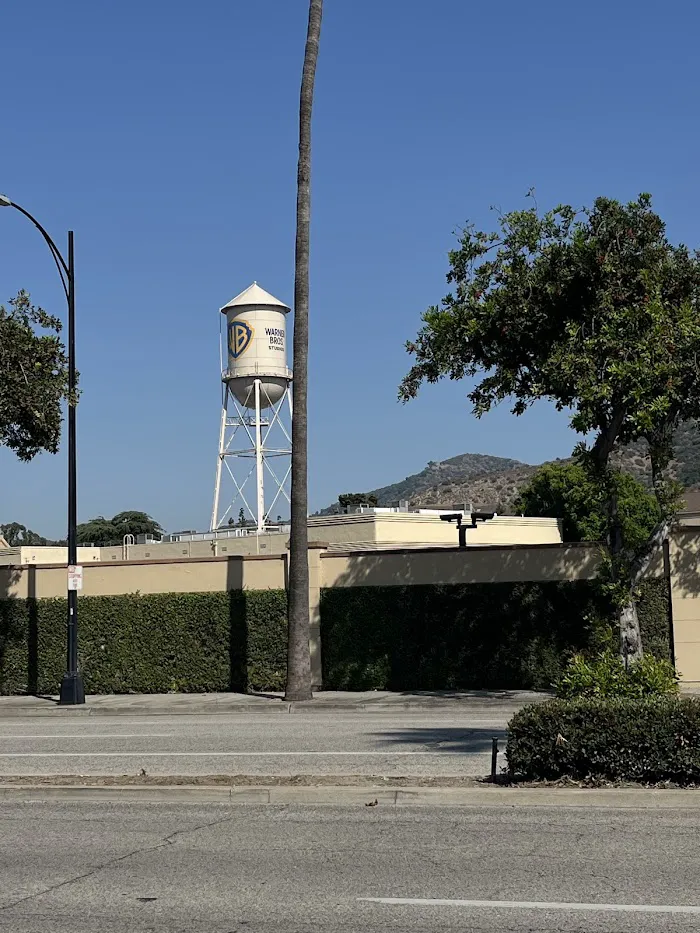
[220,282,290,314]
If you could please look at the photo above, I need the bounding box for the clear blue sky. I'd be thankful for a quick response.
[2,0,699,538]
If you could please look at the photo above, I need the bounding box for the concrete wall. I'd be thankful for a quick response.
[98,535,289,562]
[667,532,700,684]
[4,533,699,687]
[0,514,562,566]
[464,516,562,546]
[0,554,286,599]
[308,512,561,549]
[0,546,101,566]
[321,543,601,588]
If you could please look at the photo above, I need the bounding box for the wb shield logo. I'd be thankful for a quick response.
[228,321,254,359]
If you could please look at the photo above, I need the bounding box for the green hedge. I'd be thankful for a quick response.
[0,590,287,695]
[320,579,670,691]
[0,578,673,696]
[506,697,700,783]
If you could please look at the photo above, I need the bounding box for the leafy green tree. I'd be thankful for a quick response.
[338,492,379,510]
[76,512,162,546]
[401,193,700,659]
[111,511,162,539]
[0,522,61,547]
[515,462,659,548]
[0,291,70,461]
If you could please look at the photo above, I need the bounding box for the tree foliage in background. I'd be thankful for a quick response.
[0,291,70,461]
[515,462,659,548]
[76,511,163,546]
[401,193,700,659]
[0,522,64,547]
[338,492,379,510]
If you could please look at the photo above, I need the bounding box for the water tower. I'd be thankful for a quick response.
[210,283,293,533]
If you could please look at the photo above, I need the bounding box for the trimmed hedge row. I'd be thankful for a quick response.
[507,697,700,783]
[0,591,287,695]
[0,578,673,695]
[320,579,671,691]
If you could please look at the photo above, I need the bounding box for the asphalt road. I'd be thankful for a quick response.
[0,711,509,777]
[1,798,699,932]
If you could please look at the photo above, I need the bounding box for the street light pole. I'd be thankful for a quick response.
[62,229,84,704]
[0,195,85,704]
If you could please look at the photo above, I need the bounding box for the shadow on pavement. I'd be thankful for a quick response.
[371,726,505,755]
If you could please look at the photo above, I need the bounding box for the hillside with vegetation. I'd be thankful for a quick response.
[318,452,528,515]
[322,421,700,515]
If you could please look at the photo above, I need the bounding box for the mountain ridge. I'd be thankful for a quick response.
[319,421,700,515]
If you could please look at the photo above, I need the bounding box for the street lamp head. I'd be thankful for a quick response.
[0,194,12,207]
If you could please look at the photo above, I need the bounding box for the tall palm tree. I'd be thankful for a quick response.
[285,0,323,701]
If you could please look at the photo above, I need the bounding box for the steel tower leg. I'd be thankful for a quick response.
[254,379,265,533]
[210,385,228,532]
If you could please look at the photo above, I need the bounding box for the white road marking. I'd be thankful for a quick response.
[0,750,455,758]
[0,734,174,740]
[359,897,700,915]
[0,718,509,727]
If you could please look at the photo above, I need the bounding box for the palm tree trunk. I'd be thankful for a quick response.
[285,0,323,702]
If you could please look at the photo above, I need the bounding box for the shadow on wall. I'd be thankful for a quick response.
[227,558,246,691]
[0,564,24,692]
[27,565,39,696]
[319,545,670,692]
[663,532,700,673]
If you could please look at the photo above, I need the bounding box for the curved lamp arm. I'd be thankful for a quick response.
[0,194,70,301]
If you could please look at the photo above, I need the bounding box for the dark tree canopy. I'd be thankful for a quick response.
[0,522,63,547]
[0,291,71,461]
[76,512,163,547]
[338,492,379,510]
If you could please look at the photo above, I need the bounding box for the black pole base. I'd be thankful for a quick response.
[59,672,85,705]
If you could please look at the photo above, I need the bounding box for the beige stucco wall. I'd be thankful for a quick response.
[99,535,289,562]
[667,533,700,683]
[307,515,378,547]
[374,515,455,546]
[309,512,561,549]
[0,555,288,599]
[321,543,601,588]
[465,516,562,546]
[0,514,562,568]
[0,546,101,566]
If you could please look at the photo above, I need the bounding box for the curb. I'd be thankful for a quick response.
[3,784,700,808]
[0,702,528,718]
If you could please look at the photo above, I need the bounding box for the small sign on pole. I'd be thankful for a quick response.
[67,565,83,591]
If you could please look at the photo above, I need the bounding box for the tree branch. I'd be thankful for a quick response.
[590,406,626,471]
[630,516,674,589]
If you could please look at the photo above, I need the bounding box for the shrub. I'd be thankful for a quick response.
[506,697,700,783]
[320,579,670,691]
[0,590,287,695]
[555,649,678,699]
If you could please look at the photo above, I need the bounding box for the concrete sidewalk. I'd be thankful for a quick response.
[0,689,550,717]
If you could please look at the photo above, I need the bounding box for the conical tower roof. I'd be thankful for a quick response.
[220,282,290,314]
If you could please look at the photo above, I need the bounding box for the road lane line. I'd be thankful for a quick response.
[0,734,175,740]
[359,897,700,914]
[0,750,462,757]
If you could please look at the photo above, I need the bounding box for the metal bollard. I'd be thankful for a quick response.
[491,736,499,782]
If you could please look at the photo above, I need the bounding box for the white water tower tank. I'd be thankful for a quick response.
[220,282,292,409]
